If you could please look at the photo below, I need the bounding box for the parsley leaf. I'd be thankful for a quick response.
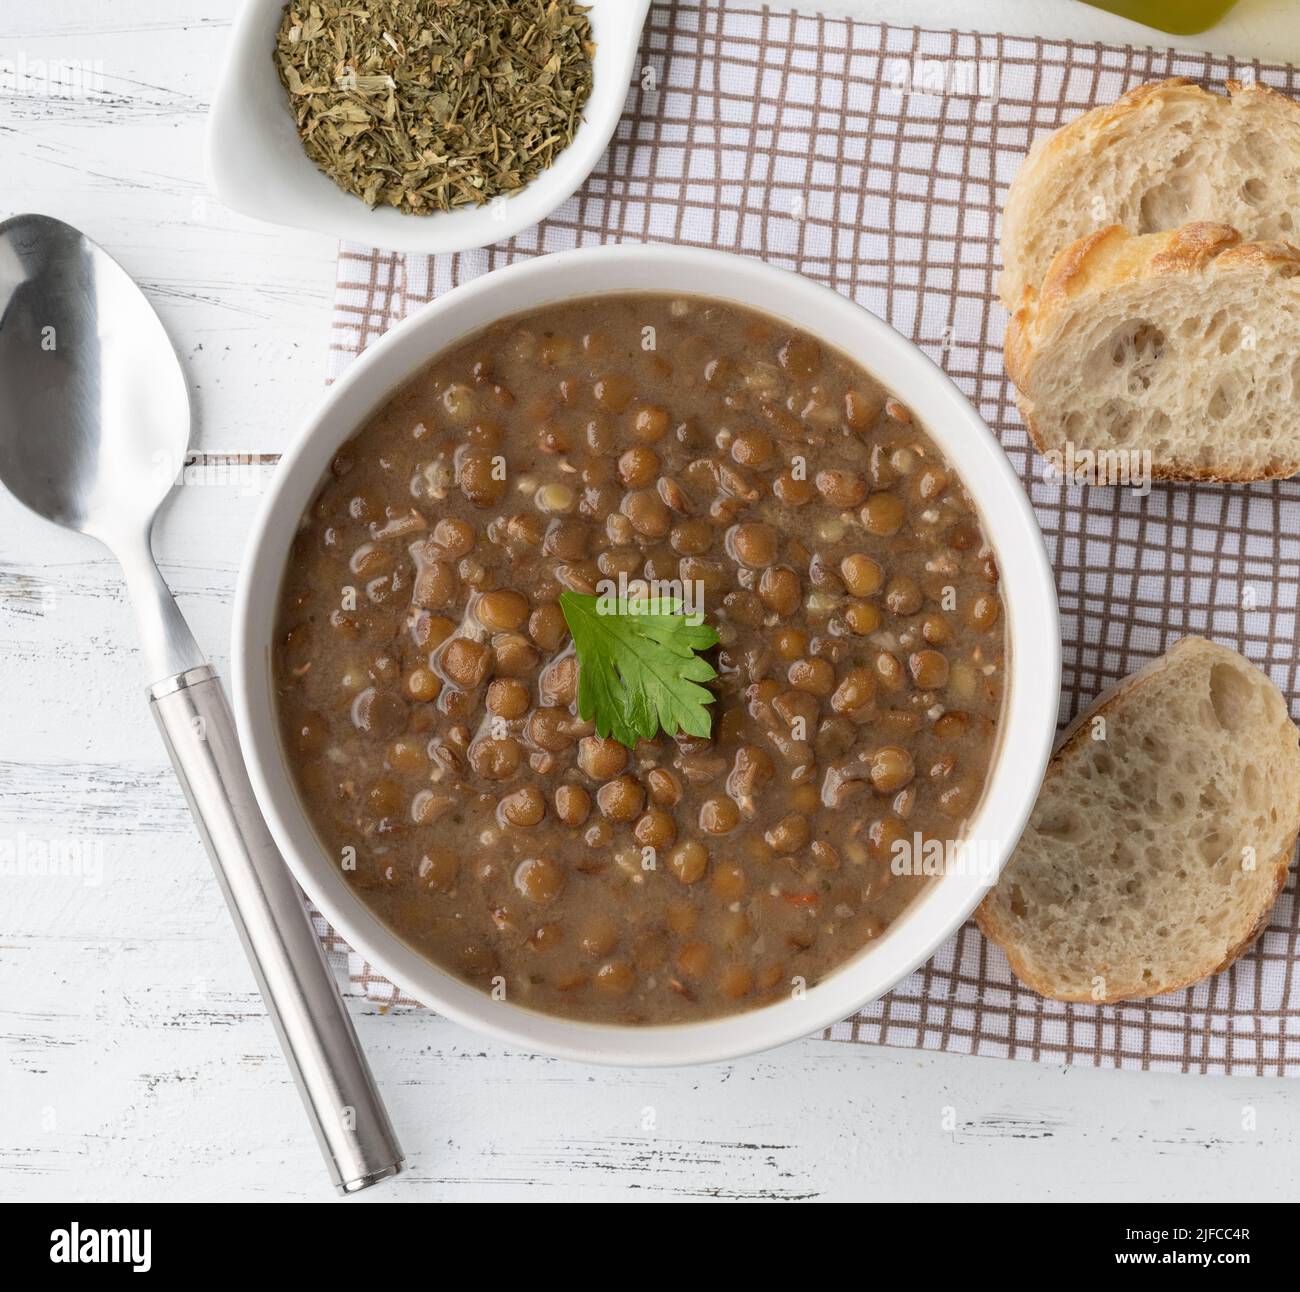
[559,590,720,749]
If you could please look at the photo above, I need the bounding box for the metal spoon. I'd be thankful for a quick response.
[0,213,404,1194]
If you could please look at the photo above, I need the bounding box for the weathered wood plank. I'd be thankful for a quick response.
[3,0,1300,1205]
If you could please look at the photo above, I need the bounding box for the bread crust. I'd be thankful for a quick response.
[975,637,1300,1003]
[1005,223,1300,482]
[998,77,1300,308]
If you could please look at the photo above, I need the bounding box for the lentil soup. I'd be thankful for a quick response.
[272,293,1006,1024]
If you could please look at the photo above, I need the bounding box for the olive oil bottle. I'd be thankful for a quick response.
[1082,0,1240,35]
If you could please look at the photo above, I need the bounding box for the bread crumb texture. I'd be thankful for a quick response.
[977,637,1300,1002]
[1000,78,1300,308]
[1005,222,1300,481]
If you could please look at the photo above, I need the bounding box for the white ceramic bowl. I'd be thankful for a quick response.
[207,0,651,254]
[232,245,1060,1066]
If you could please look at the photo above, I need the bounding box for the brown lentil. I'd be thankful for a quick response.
[273,292,1006,1026]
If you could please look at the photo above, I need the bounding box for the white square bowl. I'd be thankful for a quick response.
[206,0,652,253]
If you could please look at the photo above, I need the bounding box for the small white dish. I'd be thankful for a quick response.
[206,0,651,254]
[231,244,1061,1066]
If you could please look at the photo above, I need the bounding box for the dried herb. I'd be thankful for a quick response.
[274,0,595,214]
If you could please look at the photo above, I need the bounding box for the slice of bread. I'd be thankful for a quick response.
[1005,221,1300,482]
[1000,78,1300,308]
[977,637,1300,1003]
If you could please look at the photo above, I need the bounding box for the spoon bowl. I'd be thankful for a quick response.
[0,214,189,540]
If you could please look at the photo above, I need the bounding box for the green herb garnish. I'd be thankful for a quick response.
[559,591,720,750]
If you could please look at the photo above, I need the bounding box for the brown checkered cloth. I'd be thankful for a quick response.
[316,0,1300,1075]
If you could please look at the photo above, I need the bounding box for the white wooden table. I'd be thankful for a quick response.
[2,0,1298,1203]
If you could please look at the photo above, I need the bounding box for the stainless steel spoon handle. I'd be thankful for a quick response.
[149,664,405,1195]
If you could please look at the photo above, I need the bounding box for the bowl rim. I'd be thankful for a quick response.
[231,243,1060,1066]
[205,0,653,255]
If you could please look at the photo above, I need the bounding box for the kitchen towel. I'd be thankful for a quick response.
[316,0,1300,1076]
